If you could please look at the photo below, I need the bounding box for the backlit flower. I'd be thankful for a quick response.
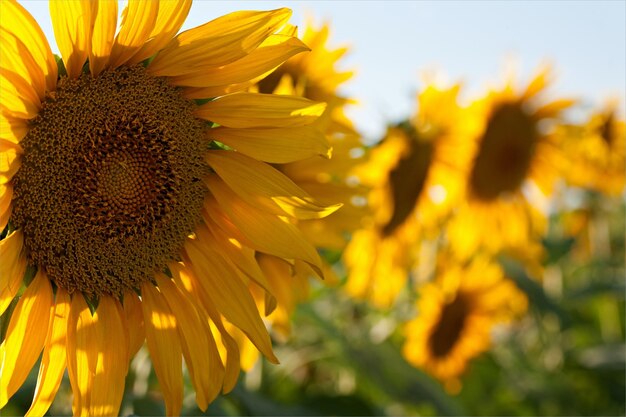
[345,82,470,307]
[402,257,527,393]
[0,1,337,415]
[446,68,574,260]
[558,102,625,195]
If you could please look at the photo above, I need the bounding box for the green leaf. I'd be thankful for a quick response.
[296,304,465,416]
[542,236,576,264]
[227,384,319,416]
[566,282,626,301]
[133,397,165,417]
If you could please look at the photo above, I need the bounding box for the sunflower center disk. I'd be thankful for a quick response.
[428,294,470,358]
[469,103,538,201]
[383,131,434,237]
[600,113,615,146]
[99,151,155,206]
[12,66,208,296]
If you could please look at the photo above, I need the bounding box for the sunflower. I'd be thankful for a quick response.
[558,102,625,196]
[344,82,471,308]
[402,256,527,393]
[446,68,574,261]
[0,1,339,415]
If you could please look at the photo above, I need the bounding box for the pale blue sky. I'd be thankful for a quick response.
[21,1,626,141]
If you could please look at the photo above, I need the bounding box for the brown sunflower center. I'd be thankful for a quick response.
[11,65,209,296]
[469,103,538,201]
[600,113,615,146]
[428,293,470,358]
[382,129,434,237]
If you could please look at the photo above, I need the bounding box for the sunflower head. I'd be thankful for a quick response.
[466,68,573,201]
[361,82,468,238]
[558,101,625,195]
[0,1,341,415]
[402,257,528,393]
[344,81,470,308]
[446,68,574,260]
[468,100,540,201]
[11,65,209,296]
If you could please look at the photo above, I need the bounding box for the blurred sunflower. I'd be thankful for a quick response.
[0,1,338,415]
[212,19,363,363]
[402,256,527,393]
[446,68,574,261]
[558,102,625,195]
[344,82,471,308]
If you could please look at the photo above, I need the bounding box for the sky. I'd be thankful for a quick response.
[20,0,626,141]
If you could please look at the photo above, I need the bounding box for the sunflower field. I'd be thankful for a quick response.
[0,1,624,416]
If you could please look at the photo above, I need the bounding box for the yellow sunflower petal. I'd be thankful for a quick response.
[201,216,276,316]
[0,70,41,119]
[66,294,97,417]
[0,229,26,316]
[205,175,324,275]
[0,184,13,231]
[202,221,276,313]
[0,205,10,232]
[123,290,145,358]
[206,151,340,220]
[25,288,70,417]
[195,93,326,128]
[0,270,53,408]
[89,296,128,417]
[0,148,21,185]
[174,33,309,96]
[202,197,256,247]
[172,264,240,394]
[128,0,193,65]
[184,237,278,364]
[156,274,220,411]
[0,28,45,100]
[0,0,57,92]
[256,254,294,311]
[210,125,331,164]
[140,282,183,417]
[89,0,118,76]
[108,0,159,69]
[0,113,28,144]
[0,139,22,153]
[169,35,309,87]
[170,263,229,391]
[522,66,551,100]
[534,98,576,119]
[181,84,249,100]
[204,310,240,394]
[49,0,92,79]
[148,8,292,77]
